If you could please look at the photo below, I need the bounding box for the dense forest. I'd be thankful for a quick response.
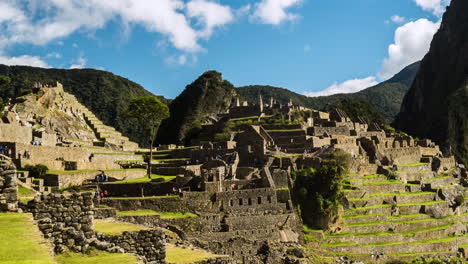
[0,65,167,146]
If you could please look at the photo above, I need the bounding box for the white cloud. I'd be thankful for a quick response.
[0,0,237,54]
[186,0,234,39]
[70,55,87,69]
[0,54,49,68]
[414,0,450,16]
[378,18,440,80]
[303,44,311,52]
[391,15,405,23]
[304,76,378,97]
[164,54,197,66]
[252,0,302,25]
[46,52,62,59]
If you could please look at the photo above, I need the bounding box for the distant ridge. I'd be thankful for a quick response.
[237,61,420,122]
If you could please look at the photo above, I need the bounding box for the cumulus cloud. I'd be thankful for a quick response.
[391,15,405,23]
[414,0,450,16]
[304,76,378,97]
[252,0,302,25]
[46,52,62,59]
[378,18,440,80]
[186,0,234,38]
[70,55,87,69]
[0,0,236,53]
[0,54,49,68]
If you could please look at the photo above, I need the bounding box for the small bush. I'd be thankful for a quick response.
[23,164,49,178]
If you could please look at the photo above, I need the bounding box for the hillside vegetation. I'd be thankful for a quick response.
[157,71,238,145]
[237,61,420,122]
[0,65,167,146]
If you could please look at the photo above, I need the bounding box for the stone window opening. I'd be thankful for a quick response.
[229,200,233,207]
[239,198,243,206]
[267,196,272,203]
[248,198,252,205]
[258,197,262,204]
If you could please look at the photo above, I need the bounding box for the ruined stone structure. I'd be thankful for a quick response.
[0,154,18,212]
[3,84,467,263]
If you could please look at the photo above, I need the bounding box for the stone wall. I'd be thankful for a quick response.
[29,192,95,253]
[308,126,350,137]
[96,230,166,263]
[0,157,18,212]
[0,124,33,144]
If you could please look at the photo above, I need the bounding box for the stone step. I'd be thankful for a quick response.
[395,163,431,173]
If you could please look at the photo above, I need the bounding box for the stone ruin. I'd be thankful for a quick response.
[1,85,467,263]
[0,154,18,212]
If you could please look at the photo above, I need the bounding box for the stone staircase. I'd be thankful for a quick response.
[263,124,307,153]
[316,163,467,262]
[56,92,139,151]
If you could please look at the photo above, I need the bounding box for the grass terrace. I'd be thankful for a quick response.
[107,174,176,184]
[165,244,219,263]
[398,162,430,167]
[47,168,146,175]
[93,219,149,235]
[106,195,179,200]
[0,213,55,264]
[116,209,197,219]
[56,249,138,264]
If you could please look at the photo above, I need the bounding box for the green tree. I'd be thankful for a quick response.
[0,75,11,118]
[292,150,350,229]
[125,96,169,178]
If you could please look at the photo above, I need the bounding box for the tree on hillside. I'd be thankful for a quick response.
[0,75,11,117]
[125,96,169,178]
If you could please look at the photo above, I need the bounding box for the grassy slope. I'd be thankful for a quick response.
[0,213,55,264]
[56,249,138,264]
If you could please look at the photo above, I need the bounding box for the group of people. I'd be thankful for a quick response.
[19,150,31,159]
[94,190,109,199]
[94,171,109,182]
[31,140,43,146]
[0,145,12,157]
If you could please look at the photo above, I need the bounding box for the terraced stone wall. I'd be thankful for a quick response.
[0,158,17,212]
[44,169,146,188]
[29,192,95,253]
[0,124,32,144]
[96,230,166,263]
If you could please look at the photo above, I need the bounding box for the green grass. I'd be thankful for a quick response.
[388,213,429,219]
[370,192,434,197]
[159,212,197,219]
[362,179,401,186]
[398,163,430,167]
[116,209,159,216]
[165,244,217,263]
[116,210,197,219]
[363,241,405,247]
[347,204,392,211]
[321,241,356,247]
[19,197,35,204]
[409,236,457,245]
[386,251,452,257]
[342,213,384,219]
[0,213,55,264]
[47,168,145,175]
[397,200,445,207]
[275,187,289,191]
[106,175,176,184]
[153,158,190,162]
[107,195,179,200]
[18,186,35,195]
[93,219,149,235]
[55,249,138,264]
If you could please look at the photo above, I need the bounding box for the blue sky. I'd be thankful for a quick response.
[0,0,449,98]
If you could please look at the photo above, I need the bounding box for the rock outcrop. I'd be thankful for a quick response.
[157,71,238,145]
[394,0,468,165]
